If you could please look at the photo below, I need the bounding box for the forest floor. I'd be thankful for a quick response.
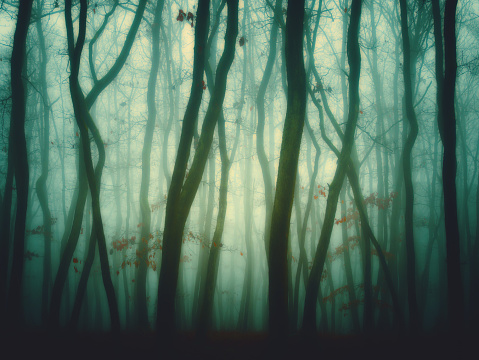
[2,329,475,359]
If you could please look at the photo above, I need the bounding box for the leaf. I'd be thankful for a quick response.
[240,252,243,256]
[73,257,78,263]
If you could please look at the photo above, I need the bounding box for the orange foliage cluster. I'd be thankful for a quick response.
[334,209,360,228]
[176,9,194,27]
[328,236,360,262]
[320,268,328,283]
[151,201,161,213]
[371,248,394,261]
[112,237,134,252]
[322,285,350,303]
[363,191,399,210]
[317,184,327,198]
[338,299,363,316]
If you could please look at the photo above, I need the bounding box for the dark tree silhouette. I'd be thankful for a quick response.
[268,0,306,339]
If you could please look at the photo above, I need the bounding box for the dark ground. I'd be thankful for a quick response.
[1,329,474,360]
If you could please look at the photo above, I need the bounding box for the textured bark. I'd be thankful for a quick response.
[268,0,306,339]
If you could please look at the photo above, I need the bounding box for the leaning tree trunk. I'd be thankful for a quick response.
[64,0,120,331]
[302,0,362,335]
[268,0,306,340]
[50,0,146,330]
[156,0,239,337]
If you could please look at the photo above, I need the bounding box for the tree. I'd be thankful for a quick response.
[2,0,34,329]
[302,0,363,335]
[399,0,420,332]
[268,0,307,339]
[137,0,165,330]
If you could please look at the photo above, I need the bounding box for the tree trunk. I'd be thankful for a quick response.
[157,0,238,336]
[256,0,281,259]
[442,0,464,334]
[4,0,34,329]
[137,0,165,330]
[302,0,362,335]
[35,11,53,327]
[399,0,420,332]
[268,0,306,339]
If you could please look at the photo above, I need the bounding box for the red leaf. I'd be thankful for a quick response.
[116,271,120,276]
[73,257,78,263]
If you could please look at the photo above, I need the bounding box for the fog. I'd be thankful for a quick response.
[1,0,479,356]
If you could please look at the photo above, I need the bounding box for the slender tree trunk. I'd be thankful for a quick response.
[4,0,34,329]
[256,0,281,259]
[268,0,306,339]
[35,11,53,327]
[157,0,239,336]
[442,0,464,334]
[303,0,362,335]
[399,0,420,332]
[137,0,165,329]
